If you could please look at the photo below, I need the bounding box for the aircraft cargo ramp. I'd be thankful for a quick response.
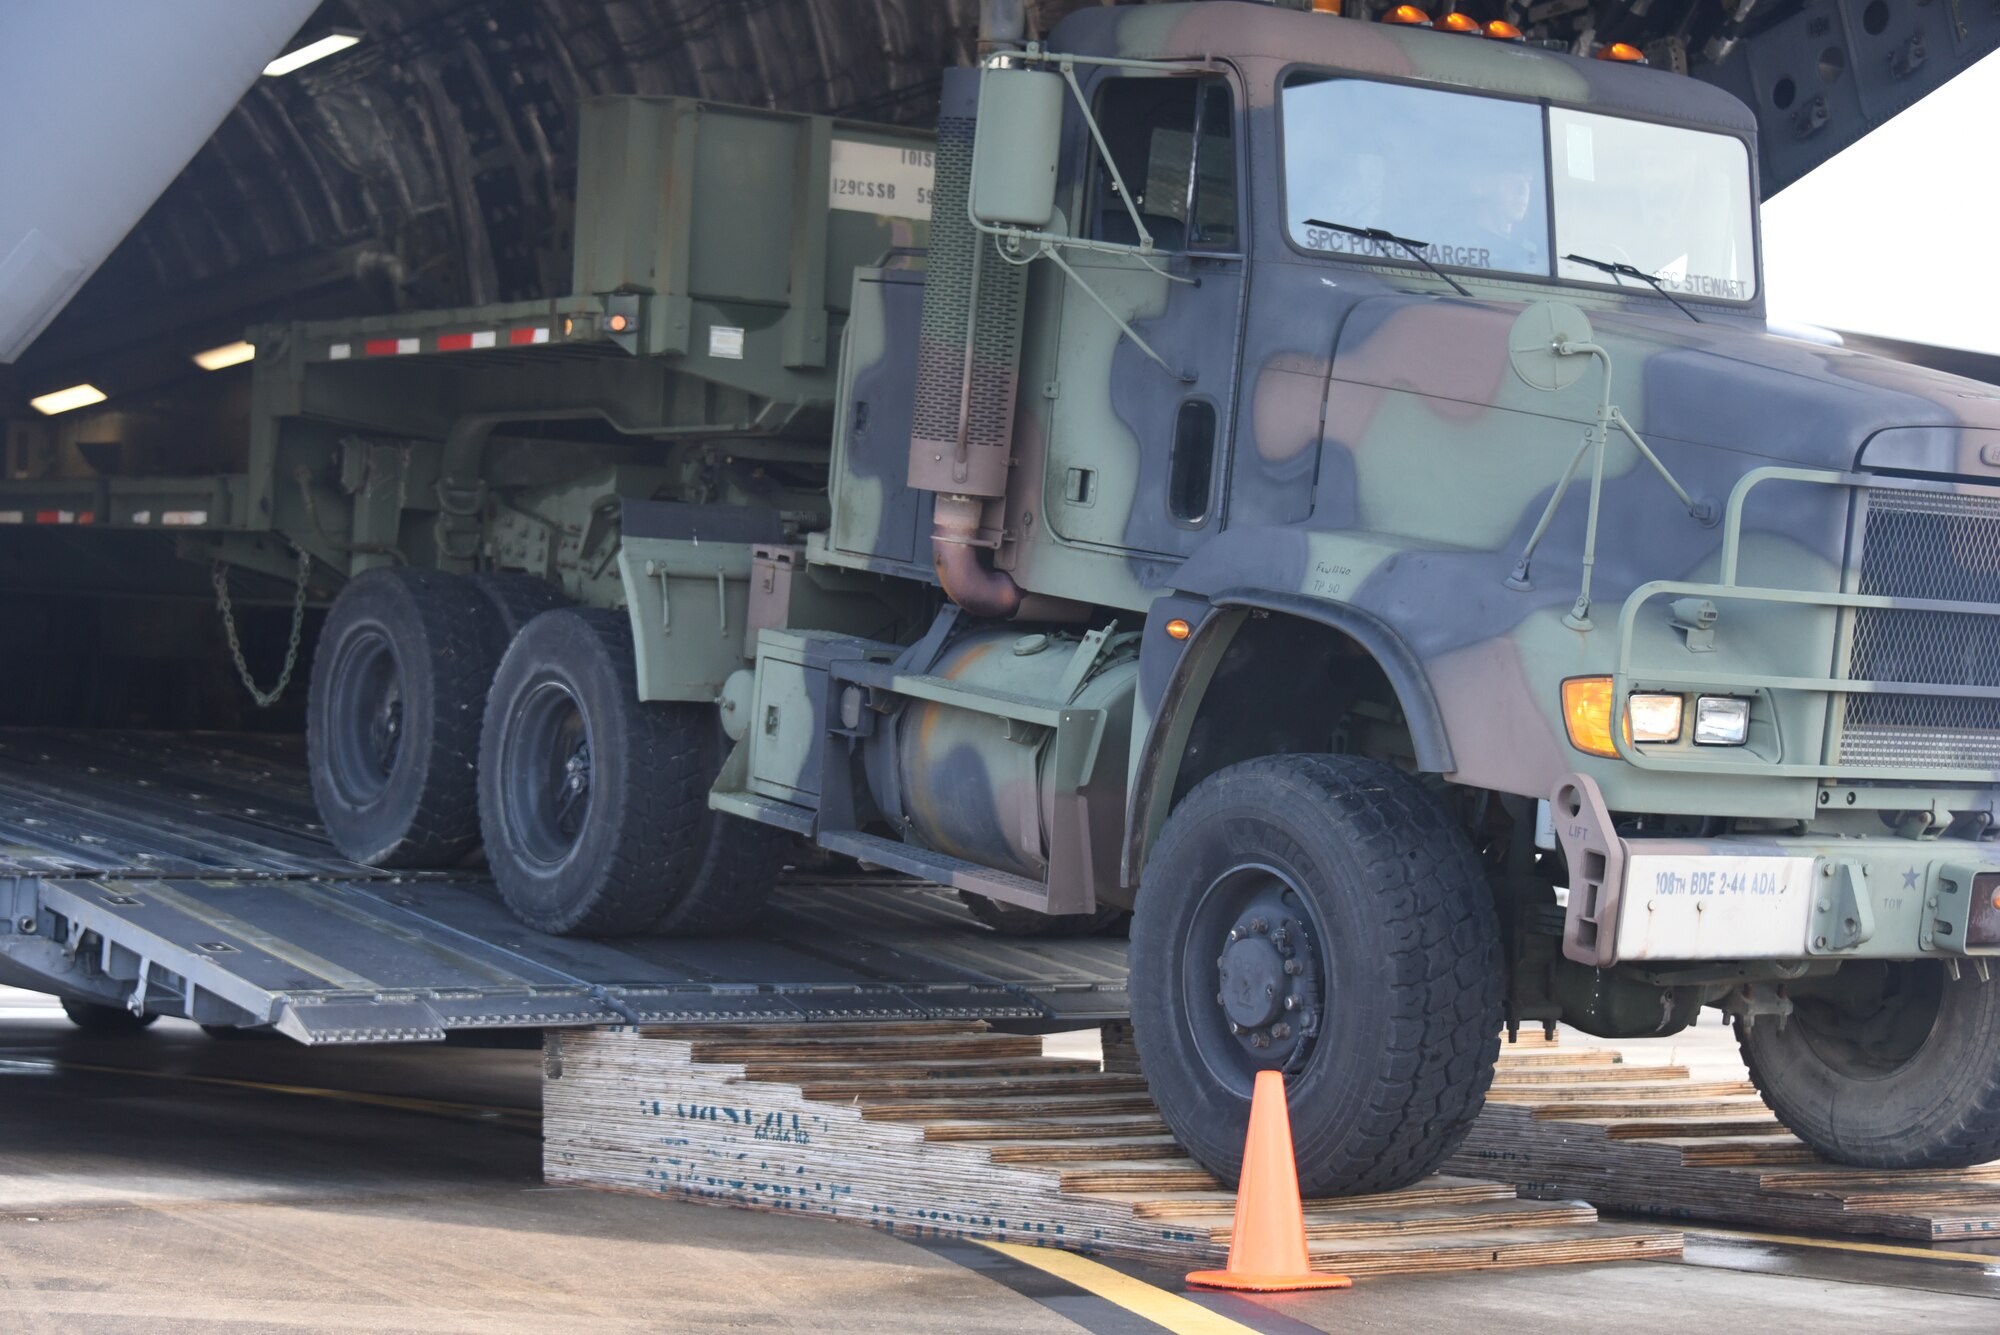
[0,730,1129,1042]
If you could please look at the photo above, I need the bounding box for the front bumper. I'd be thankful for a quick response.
[1552,773,2000,966]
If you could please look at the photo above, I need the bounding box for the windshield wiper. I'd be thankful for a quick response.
[1563,253,1702,323]
[1305,219,1473,298]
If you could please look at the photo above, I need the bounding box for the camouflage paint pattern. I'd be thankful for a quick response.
[813,3,2000,962]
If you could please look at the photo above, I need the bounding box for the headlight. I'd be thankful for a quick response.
[1694,695,1751,746]
[1627,693,1684,744]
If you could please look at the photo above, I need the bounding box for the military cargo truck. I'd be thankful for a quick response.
[9,0,2000,1197]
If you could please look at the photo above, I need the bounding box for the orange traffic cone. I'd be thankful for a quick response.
[1185,1069,1352,1293]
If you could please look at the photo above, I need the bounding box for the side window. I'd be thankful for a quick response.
[1089,77,1239,251]
[1169,400,1218,524]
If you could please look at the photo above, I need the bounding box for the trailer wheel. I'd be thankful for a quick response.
[1129,754,1502,1197]
[1738,960,2000,1169]
[958,892,1129,938]
[478,608,785,937]
[307,569,503,867]
[470,571,569,640]
[61,1000,157,1034]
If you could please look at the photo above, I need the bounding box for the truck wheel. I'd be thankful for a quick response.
[1738,960,2000,1168]
[958,891,1129,937]
[478,608,786,936]
[470,571,569,640]
[307,569,503,867]
[61,999,157,1033]
[1129,754,1503,1197]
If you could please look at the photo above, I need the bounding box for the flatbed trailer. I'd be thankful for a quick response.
[0,729,1127,1043]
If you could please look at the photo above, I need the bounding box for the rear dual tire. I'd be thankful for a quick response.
[477,608,785,937]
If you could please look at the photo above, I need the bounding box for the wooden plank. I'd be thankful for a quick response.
[545,1024,1681,1276]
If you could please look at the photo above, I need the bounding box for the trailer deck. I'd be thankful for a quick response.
[0,730,1128,1043]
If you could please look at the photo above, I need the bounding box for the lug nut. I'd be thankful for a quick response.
[1229,1022,1244,1035]
[1250,918,1268,934]
[1228,928,1243,942]
[1216,993,1226,1007]
[1272,1023,1291,1040]
[1284,995,1300,1011]
[1284,960,1303,976]
[1250,1033,1270,1049]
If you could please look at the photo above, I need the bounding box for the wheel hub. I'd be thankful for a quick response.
[1210,907,1319,1059]
[368,688,403,776]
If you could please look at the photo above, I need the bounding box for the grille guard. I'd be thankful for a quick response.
[1613,466,2000,783]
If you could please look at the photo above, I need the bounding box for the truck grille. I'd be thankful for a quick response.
[1841,488,2000,769]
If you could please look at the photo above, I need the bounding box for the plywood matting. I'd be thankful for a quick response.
[1451,1037,2000,1241]
[544,1022,1680,1275]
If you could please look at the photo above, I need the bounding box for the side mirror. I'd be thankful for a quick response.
[969,68,1064,229]
[1507,301,1594,392]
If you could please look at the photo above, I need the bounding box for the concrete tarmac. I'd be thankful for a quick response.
[0,991,1994,1334]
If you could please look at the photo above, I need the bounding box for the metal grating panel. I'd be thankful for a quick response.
[906,76,1028,499]
[1842,488,2000,769]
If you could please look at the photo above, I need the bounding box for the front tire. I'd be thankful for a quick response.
[478,608,786,936]
[1738,960,2000,1169]
[307,569,503,867]
[1130,754,1503,1197]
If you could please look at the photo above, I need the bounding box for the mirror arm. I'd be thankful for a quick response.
[1507,338,1717,629]
[1032,240,1191,382]
[1055,60,1155,257]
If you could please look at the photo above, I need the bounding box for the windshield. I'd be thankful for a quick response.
[1282,74,1757,301]
[1549,109,1755,301]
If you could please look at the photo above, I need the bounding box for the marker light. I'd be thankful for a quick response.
[1627,693,1684,744]
[29,384,107,416]
[1484,19,1526,39]
[1694,696,1751,746]
[1562,677,1619,758]
[1435,11,1482,32]
[192,341,254,371]
[1312,0,1342,12]
[1165,617,1192,641]
[263,32,362,78]
[1595,41,1648,63]
[1382,4,1432,23]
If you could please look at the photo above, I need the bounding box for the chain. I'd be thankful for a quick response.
[214,545,312,708]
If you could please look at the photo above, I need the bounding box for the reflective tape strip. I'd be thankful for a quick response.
[508,327,549,346]
[329,343,351,360]
[436,333,473,352]
[35,510,73,524]
[162,510,209,526]
[0,511,22,524]
[131,510,151,525]
[364,337,420,356]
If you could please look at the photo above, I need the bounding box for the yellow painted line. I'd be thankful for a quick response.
[978,1241,1270,1335]
[0,1056,538,1127]
[1692,1227,2000,1267]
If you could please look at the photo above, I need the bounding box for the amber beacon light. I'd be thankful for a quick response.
[1381,4,1432,24]
[1596,41,1649,62]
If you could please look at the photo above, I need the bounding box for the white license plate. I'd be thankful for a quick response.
[1614,854,1818,960]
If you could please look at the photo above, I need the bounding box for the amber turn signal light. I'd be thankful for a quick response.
[1562,677,1620,758]
[1596,41,1648,63]
[1434,11,1482,32]
[1382,4,1431,23]
[1484,18,1525,39]
[1165,617,1192,641]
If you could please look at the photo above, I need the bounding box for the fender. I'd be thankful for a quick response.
[1121,586,1455,884]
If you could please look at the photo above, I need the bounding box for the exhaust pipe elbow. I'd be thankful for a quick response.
[931,494,1022,619]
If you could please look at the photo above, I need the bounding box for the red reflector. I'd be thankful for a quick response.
[78,511,94,524]
[35,511,62,525]
[436,333,474,352]
[363,338,402,357]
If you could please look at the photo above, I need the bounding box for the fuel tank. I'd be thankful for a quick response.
[866,627,1138,883]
